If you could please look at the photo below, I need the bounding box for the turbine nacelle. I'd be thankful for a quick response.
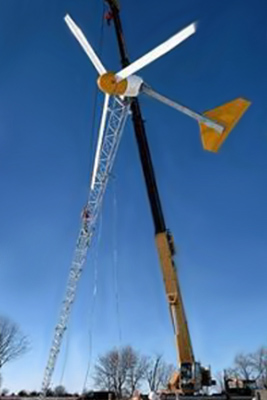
[97,72,143,97]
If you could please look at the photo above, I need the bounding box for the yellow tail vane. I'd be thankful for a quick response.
[199,98,251,152]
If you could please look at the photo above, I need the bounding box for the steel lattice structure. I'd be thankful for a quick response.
[40,96,130,398]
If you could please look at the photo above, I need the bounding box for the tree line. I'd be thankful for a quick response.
[216,347,267,392]
[0,314,266,397]
[0,316,29,396]
[93,346,175,398]
[0,348,175,398]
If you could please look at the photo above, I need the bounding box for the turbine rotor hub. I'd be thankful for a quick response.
[97,72,127,95]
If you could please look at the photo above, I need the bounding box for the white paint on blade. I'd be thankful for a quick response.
[91,94,110,190]
[116,22,197,80]
[64,14,106,75]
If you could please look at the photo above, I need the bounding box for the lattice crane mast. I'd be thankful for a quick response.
[40,96,129,398]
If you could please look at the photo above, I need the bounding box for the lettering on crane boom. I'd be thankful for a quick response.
[166,230,176,256]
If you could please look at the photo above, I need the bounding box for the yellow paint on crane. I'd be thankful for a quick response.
[168,371,180,391]
[199,98,251,152]
[97,71,127,95]
[155,231,194,365]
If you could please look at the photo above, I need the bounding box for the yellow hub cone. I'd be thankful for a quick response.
[97,72,128,95]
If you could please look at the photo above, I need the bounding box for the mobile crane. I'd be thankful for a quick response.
[104,0,217,395]
[47,0,252,396]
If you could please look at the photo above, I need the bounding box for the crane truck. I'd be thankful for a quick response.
[104,0,257,398]
[104,0,216,395]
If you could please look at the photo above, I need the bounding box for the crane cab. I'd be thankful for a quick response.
[180,362,201,393]
[179,362,215,394]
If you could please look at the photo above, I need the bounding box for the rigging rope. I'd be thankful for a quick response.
[58,322,70,386]
[55,5,106,394]
[112,177,122,346]
[82,212,103,393]
[81,4,106,391]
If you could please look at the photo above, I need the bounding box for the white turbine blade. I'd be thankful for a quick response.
[64,14,106,75]
[116,22,196,80]
[91,94,110,190]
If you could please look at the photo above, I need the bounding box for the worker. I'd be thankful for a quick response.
[104,10,113,26]
[148,392,160,400]
[81,206,90,235]
[132,390,141,400]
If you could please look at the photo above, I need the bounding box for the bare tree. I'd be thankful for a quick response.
[29,391,39,397]
[18,390,28,396]
[54,385,66,397]
[232,353,255,380]
[94,348,120,394]
[219,346,267,391]
[0,316,29,369]
[225,349,267,383]
[46,388,54,397]
[1,388,9,396]
[145,354,176,391]
[94,346,149,398]
[160,363,176,389]
[214,371,225,393]
[250,347,267,388]
[145,354,161,391]
[124,346,148,396]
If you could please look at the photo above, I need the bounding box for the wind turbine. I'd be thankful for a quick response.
[65,13,250,191]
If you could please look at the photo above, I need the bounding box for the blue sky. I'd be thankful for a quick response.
[0,0,267,393]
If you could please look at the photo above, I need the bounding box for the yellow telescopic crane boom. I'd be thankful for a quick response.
[156,229,194,368]
[156,231,195,393]
[104,0,213,394]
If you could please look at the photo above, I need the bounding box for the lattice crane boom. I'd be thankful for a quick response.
[40,96,129,398]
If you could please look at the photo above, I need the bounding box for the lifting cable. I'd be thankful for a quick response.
[81,3,106,391]
[56,4,106,393]
[82,175,121,393]
[82,211,103,393]
[58,322,70,386]
[112,176,122,346]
